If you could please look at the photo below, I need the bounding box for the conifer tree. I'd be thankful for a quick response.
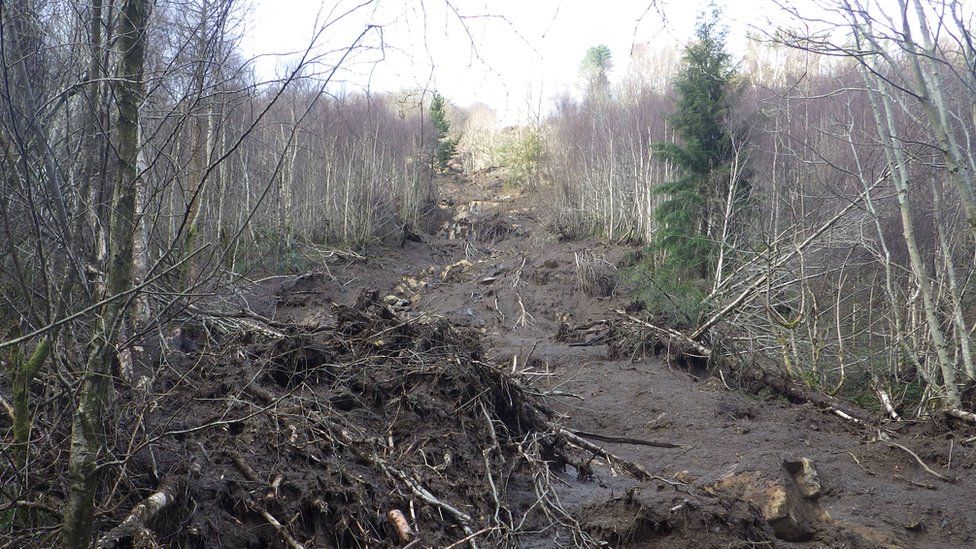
[653,7,737,278]
[429,92,457,170]
[580,45,613,99]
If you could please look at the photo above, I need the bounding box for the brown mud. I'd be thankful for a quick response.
[100,171,976,548]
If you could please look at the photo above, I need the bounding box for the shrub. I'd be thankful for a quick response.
[574,251,618,297]
[498,127,543,188]
[622,250,709,329]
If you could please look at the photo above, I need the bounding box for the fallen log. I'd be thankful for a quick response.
[570,429,683,449]
[96,478,182,549]
[556,427,654,481]
[744,366,874,425]
[616,310,875,425]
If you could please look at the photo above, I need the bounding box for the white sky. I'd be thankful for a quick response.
[239,0,795,122]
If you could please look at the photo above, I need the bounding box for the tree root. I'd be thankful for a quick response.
[228,450,306,549]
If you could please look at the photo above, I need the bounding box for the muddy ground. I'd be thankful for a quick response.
[231,171,976,548]
[85,171,976,548]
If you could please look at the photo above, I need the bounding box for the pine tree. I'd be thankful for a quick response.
[579,45,613,99]
[653,7,737,278]
[429,92,457,170]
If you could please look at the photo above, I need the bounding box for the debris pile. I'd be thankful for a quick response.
[110,291,571,548]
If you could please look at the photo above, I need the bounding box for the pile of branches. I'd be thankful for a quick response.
[14,290,613,548]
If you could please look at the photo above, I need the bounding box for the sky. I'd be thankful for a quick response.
[239,0,790,122]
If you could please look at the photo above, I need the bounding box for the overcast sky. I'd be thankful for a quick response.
[239,0,789,121]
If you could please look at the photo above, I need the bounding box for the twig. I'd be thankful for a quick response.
[883,439,955,484]
[443,527,494,549]
[556,427,654,481]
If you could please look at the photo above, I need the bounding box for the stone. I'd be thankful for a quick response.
[783,457,822,499]
[441,259,474,282]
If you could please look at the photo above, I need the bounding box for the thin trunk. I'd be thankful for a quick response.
[932,182,974,380]
[63,0,150,545]
[860,57,962,408]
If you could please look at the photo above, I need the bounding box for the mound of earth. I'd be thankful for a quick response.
[107,291,570,548]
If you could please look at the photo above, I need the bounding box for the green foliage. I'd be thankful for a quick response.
[498,128,543,188]
[652,6,737,277]
[429,92,457,170]
[622,249,710,329]
[580,45,613,98]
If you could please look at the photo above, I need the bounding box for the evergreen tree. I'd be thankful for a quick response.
[429,92,457,170]
[579,45,613,98]
[653,7,737,278]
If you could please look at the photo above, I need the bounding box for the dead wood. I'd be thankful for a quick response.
[95,477,182,549]
[570,429,683,449]
[556,427,654,481]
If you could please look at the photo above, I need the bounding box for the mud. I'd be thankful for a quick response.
[86,170,976,547]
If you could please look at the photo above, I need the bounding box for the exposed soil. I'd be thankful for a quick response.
[97,171,976,548]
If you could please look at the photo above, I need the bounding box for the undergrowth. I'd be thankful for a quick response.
[621,248,710,330]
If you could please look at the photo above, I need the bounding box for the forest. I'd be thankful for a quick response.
[3,0,976,547]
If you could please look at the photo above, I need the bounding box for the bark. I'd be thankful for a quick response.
[94,478,181,549]
[903,0,976,233]
[932,182,974,380]
[62,0,151,546]
[858,52,962,408]
[10,337,51,468]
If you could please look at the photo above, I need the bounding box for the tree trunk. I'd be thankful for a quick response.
[860,58,962,408]
[62,0,150,546]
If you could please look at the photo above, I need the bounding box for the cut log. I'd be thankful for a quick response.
[387,509,414,543]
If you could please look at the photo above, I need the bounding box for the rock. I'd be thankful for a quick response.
[383,295,411,310]
[674,470,697,484]
[441,259,474,282]
[705,470,828,542]
[783,457,822,499]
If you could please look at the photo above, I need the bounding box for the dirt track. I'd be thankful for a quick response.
[262,171,976,548]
